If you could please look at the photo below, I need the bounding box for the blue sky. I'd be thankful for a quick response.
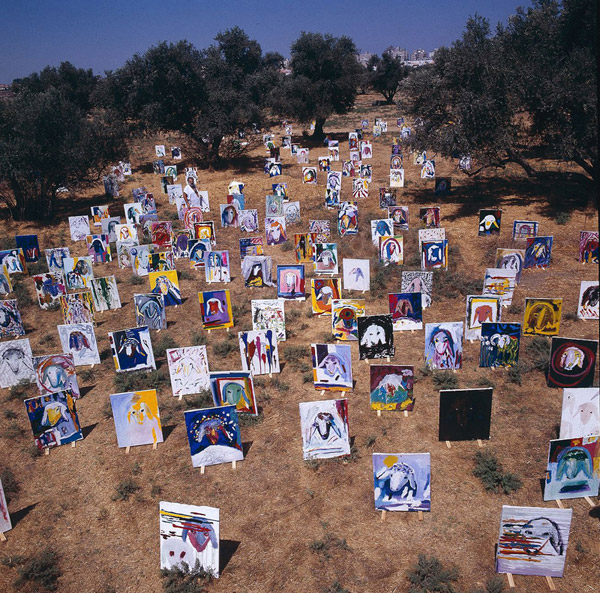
[0,0,531,82]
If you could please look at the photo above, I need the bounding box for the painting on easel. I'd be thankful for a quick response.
[310,343,353,391]
[299,398,350,460]
[438,388,493,442]
[110,389,163,449]
[370,365,415,412]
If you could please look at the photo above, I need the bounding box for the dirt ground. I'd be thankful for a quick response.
[0,93,598,593]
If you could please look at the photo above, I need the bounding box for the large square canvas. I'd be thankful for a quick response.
[465,295,501,341]
[210,371,257,415]
[60,292,95,325]
[309,220,330,243]
[299,399,350,460]
[86,234,112,263]
[425,322,463,370]
[277,265,305,301]
[0,338,34,388]
[149,270,181,306]
[184,405,243,467]
[311,343,353,391]
[373,453,430,512]
[389,206,409,233]
[265,217,287,245]
[548,337,597,388]
[332,299,365,341]
[439,388,493,441]
[478,209,502,235]
[559,388,599,439]
[579,230,599,264]
[523,298,562,336]
[0,299,25,338]
[421,240,447,270]
[15,235,40,263]
[198,290,233,330]
[388,293,422,331]
[108,327,156,373]
[577,281,598,320]
[33,354,80,399]
[63,256,94,290]
[401,271,433,309]
[167,346,210,397]
[239,330,280,376]
[524,236,553,268]
[0,249,27,275]
[358,315,395,360]
[370,365,415,411]
[57,323,101,366]
[68,216,91,242]
[379,236,403,265]
[419,207,440,229]
[311,278,341,316]
[33,273,66,310]
[251,299,286,342]
[90,276,121,311]
[343,259,370,292]
[110,389,163,448]
[45,247,70,276]
[134,293,166,330]
[479,323,521,368]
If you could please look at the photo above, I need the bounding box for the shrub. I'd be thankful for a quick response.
[309,532,350,559]
[7,380,31,401]
[129,275,145,285]
[190,331,207,346]
[506,364,524,385]
[78,368,96,382]
[178,269,193,281]
[161,561,213,593]
[154,334,179,359]
[477,377,496,388]
[112,478,140,501]
[473,450,522,494]
[238,411,264,427]
[507,303,522,315]
[406,554,459,593]
[325,583,350,593]
[302,371,313,384]
[526,336,551,372]
[433,270,481,300]
[272,378,290,392]
[13,548,61,591]
[0,468,19,502]
[186,390,214,409]
[213,339,237,357]
[281,240,293,251]
[11,280,33,307]
[39,332,57,345]
[556,211,571,225]
[563,310,578,321]
[432,371,458,390]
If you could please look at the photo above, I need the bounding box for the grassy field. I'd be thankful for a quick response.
[0,93,597,593]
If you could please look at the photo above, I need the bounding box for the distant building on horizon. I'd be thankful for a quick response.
[358,52,375,67]
[384,46,409,62]
[0,83,13,99]
[411,48,427,61]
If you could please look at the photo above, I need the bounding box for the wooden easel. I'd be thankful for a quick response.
[505,573,515,588]
[0,532,6,542]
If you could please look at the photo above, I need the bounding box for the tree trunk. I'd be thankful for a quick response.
[311,117,327,141]
[507,150,537,177]
[207,136,223,171]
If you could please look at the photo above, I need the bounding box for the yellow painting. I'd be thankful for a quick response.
[523,298,562,336]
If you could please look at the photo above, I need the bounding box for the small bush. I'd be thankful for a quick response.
[302,371,313,384]
[13,548,61,591]
[432,371,458,390]
[364,435,377,447]
[11,280,33,307]
[7,380,31,401]
[507,303,522,315]
[161,562,212,593]
[406,554,459,593]
[238,411,264,427]
[309,533,351,559]
[3,409,18,419]
[477,377,496,388]
[325,583,350,593]
[526,336,551,372]
[113,369,168,393]
[112,478,140,501]
[284,344,308,368]
[151,484,163,498]
[78,368,96,382]
[473,450,522,494]
[563,310,578,321]
[178,269,193,281]
[154,334,179,359]
[0,468,19,502]
[433,270,481,300]
[186,389,214,409]
[129,275,145,285]
[506,364,524,385]
[190,331,207,346]
[272,378,290,392]
[556,211,571,225]
[213,339,237,357]
[39,332,57,345]
[287,308,301,321]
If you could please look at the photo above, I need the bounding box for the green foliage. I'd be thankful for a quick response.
[433,270,481,300]
[186,390,214,409]
[238,411,264,427]
[12,548,61,591]
[161,561,212,593]
[473,450,522,494]
[325,582,350,593]
[272,378,290,392]
[506,364,523,385]
[432,371,459,390]
[112,478,140,501]
[406,554,459,593]
[154,334,179,359]
[129,275,145,285]
[190,330,207,346]
[113,369,168,393]
[212,338,237,357]
[477,377,496,388]
[280,240,293,251]
[78,368,96,383]
[556,212,571,225]
[367,52,409,104]
[526,336,551,372]
[7,380,32,401]
[309,532,351,560]
[11,279,34,306]
[302,372,314,384]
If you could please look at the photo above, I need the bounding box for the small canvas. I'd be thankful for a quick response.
[159,502,219,576]
[189,239,211,269]
[251,299,286,342]
[479,323,521,368]
[544,436,599,501]
[283,201,300,225]
[358,315,395,360]
[379,188,396,210]
[90,276,121,311]
[91,205,110,227]
[101,217,121,243]
[302,166,317,184]
[419,207,440,228]
[130,245,151,276]
[167,346,210,397]
[314,244,338,275]
[265,216,287,245]
[332,299,365,341]
[343,259,370,292]
[149,251,175,273]
[0,265,11,296]
[239,330,280,376]
[116,240,138,269]
[109,327,156,373]
[421,160,435,178]
[371,219,394,246]
[57,323,100,366]
[241,255,274,287]
[0,249,27,275]
[265,194,284,217]
[495,248,525,284]
[210,371,257,415]
[478,209,502,235]
[402,271,433,309]
[434,177,451,195]
[578,281,599,320]
[309,220,331,243]
[425,322,463,370]
[15,235,40,262]
[0,338,34,388]
[327,171,342,192]
[512,220,538,240]
[294,233,314,263]
[311,343,353,391]
[239,210,259,233]
[115,223,138,243]
[579,230,599,263]
[524,236,553,268]
[151,221,173,249]
[418,228,446,251]
[149,270,181,306]
[60,292,95,325]
[483,268,517,306]
[373,453,430,512]
[182,207,204,230]
[379,236,403,265]
[68,216,90,242]
[110,389,163,448]
[496,505,572,577]
[421,240,447,270]
[204,251,230,283]
[63,256,94,290]
[134,294,166,330]
[184,405,243,467]
[439,388,493,441]
[277,265,305,300]
[559,388,600,439]
[25,390,82,450]
[299,398,350,460]
[220,203,239,228]
[523,298,562,336]
[0,478,12,533]
[547,337,597,389]
[33,354,80,398]
[33,273,66,309]
[0,299,25,338]
[198,290,234,330]
[389,293,422,331]
[370,365,415,411]
[352,178,369,199]
[86,234,112,263]
[311,278,342,316]
[389,206,409,232]
[389,168,404,188]
[465,295,501,341]
[338,202,358,237]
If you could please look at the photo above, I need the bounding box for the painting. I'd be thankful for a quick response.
[512,220,539,240]
[277,265,305,300]
[220,203,239,228]
[309,220,331,243]
[578,281,599,320]
[101,217,121,243]
[68,215,91,242]
[167,346,210,397]
[265,194,284,217]
[421,160,435,178]
[210,371,257,415]
[439,388,493,441]
[15,235,40,262]
[108,327,156,373]
[327,171,342,192]
[314,243,338,275]
[25,390,82,450]
[311,344,353,391]
[241,255,274,288]
[60,292,95,325]
[496,505,572,577]
[332,299,365,341]
[0,477,11,534]
[198,290,234,330]
[465,296,501,341]
[57,323,100,366]
[0,338,34,388]
[389,168,404,188]
[204,251,230,284]
[0,249,27,275]
[379,188,396,210]
[424,322,463,370]
[560,388,600,439]
[239,330,280,376]
[370,365,415,412]
[91,205,110,227]
[0,299,25,338]
[172,230,192,260]
[33,273,66,309]
[478,209,502,236]
[188,239,211,269]
[343,259,370,292]
[419,207,440,228]
[265,216,287,246]
[184,405,243,467]
[373,453,430,512]
[159,502,220,577]
[338,202,358,237]
[524,236,553,268]
[299,399,350,460]
[483,268,517,306]
[495,248,525,284]
[294,233,314,264]
[352,178,369,199]
[402,271,433,309]
[86,234,112,263]
[389,206,409,233]
[0,265,11,296]
[421,240,448,270]
[311,278,342,316]
[434,177,451,195]
[250,300,284,343]
[371,219,394,246]
[134,294,166,330]
[358,315,395,360]
[110,389,163,448]
[389,292,423,331]
[149,251,175,273]
[149,270,181,307]
[418,228,445,251]
[579,230,599,263]
[283,201,300,226]
[33,354,80,398]
[193,222,215,245]
[479,323,521,368]
[90,276,121,311]
[302,166,317,184]
[547,337,597,388]
[63,256,94,290]
[239,238,263,262]
[182,207,204,230]
[523,298,562,336]
[380,236,404,265]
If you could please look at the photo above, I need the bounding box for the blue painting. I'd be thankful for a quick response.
[15,235,40,263]
[524,236,553,268]
[479,323,521,368]
[424,322,463,370]
[389,292,423,331]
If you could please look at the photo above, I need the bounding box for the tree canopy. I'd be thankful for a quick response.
[367,52,409,104]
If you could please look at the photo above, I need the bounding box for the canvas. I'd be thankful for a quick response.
[0,265,11,296]
[182,207,204,230]
[150,221,173,249]
[25,390,82,450]
[544,436,599,501]
[332,299,365,341]
[148,251,175,273]
[352,178,369,199]
[184,405,243,467]
[495,248,525,284]
[109,327,156,373]
[379,188,396,210]
[425,322,463,370]
[0,299,25,338]
[60,292,95,325]
[129,245,151,277]
[0,249,27,275]
[33,354,80,398]
[251,299,286,342]
[239,237,262,261]
[421,240,448,270]
[419,207,440,228]
[159,502,220,576]
[198,290,234,330]
[389,206,409,233]
[116,240,138,269]
[479,323,521,368]
[299,399,350,460]
[523,298,562,336]
[338,202,358,237]
[327,171,342,192]
[524,236,553,268]
[90,276,121,311]
[239,209,259,233]
[265,194,284,217]
[15,235,40,263]
[358,315,395,360]
[188,239,211,269]
[283,202,300,226]
[371,219,394,246]
[265,216,287,245]
[579,230,599,263]
[547,337,597,388]
[219,203,239,229]
[512,220,539,240]
[110,389,163,448]
[418,228,446,251]
[343,259,370,292]
[434,177,451,195]
[277,265,305,300]
[578,281,599,320]
[438,388,493,441]
[389,168,404,188]
[401,271,433,309]
[302,166,317,184]
[314,244,338,275]
[309,220,331,243]
[311,343,353,391]
[63,256,94,290]
[360,164,372,182]
[370,365,415,411]
[373,453,430,512]
[496,505,572,577]
[33,273,66,309]
[478,209,502,235]
[389,292,423,331]
[380,236,404,265]
[465,295,501,341]
[149,270,181,306]
[318,156,331,172]
[0,338,34,388]
[57,323,100,366]
[204,251,230,283]
[241,256,274,288]
[311,278,342,316]
[294,233,314,264]
[167,346,210,397]
[85,234,111,263]
[91,205,110,227]
[210,371,257,415]
[0,478,11,534]
[69,216,91,242]
[134,294,166,330]
[239,330,280,376]
[559,388,600,439]
[101,217,121,243]
[483,268,517,306]
[172,230,192,260]
[421,160,435,178]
